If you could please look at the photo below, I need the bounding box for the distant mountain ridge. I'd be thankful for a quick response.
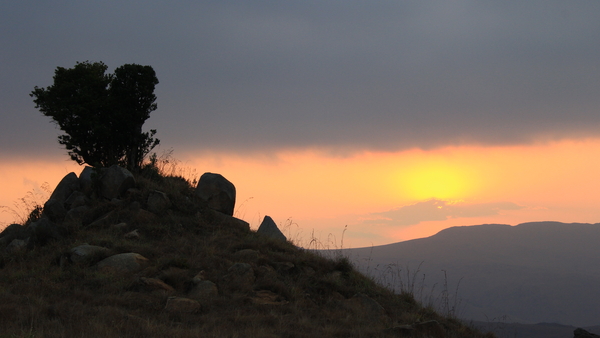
[342,222,600,327]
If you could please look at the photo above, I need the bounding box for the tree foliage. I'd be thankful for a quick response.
[30,61,160,171]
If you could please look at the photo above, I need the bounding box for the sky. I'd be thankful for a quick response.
[1,1,600,248]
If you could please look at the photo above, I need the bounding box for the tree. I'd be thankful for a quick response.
[30,61,160,171]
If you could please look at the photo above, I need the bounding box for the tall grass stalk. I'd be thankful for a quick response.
[0,182,51,227]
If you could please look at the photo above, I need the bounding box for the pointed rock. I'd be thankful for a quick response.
[257,216,287,242]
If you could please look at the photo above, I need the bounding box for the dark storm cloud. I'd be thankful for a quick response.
[2,1,600,158]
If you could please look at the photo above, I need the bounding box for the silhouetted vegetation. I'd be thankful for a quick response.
[30,61,160,171]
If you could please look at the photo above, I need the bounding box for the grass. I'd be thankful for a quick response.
[0,160,495,337]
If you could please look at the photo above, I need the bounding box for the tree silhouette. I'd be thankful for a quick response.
[31,61,160,171]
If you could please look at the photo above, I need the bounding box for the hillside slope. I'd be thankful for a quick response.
[0,166,492,338]
[343,222,600,327]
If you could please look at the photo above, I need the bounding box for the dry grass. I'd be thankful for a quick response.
[0,166,495,338]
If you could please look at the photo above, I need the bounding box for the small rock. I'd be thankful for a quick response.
[192,271,207,284]
[70,244,110,265]
[124,229,140,240]
[96,253,148,274]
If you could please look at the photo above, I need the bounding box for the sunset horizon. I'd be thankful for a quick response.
[3,1,600,248]
[4,136,600,248]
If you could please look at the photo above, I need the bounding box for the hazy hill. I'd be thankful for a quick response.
[342,222,600,328]
[0,166,491,338]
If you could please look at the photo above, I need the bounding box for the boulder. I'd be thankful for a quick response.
[70,244,110,265]
[96,253,148,274]
[78,166,96,195]
[164,297,200,313]
[42,198,67,223]
[195,173,236,216]
[147,190,171,214]
[48,172,80,204]
[257,216,287,242]
[99,165,135,200]
[42,172,80,222]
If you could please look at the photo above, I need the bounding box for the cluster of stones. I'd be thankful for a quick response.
[0,164,295,313]
[0,165,286,250]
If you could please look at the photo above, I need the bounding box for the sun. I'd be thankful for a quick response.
[398,163,472,200]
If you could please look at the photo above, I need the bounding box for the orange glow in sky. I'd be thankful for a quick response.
[2,138,600,248]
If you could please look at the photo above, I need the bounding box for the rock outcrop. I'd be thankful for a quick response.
[195,172,236,216]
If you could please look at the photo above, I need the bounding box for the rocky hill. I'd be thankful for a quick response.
[0,164,493,337]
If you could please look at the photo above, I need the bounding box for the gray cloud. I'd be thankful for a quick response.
[2,1,600,158]
[363,199,523,227]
